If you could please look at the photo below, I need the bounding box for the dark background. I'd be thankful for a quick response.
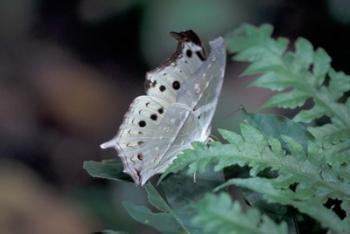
[0,0,349,233]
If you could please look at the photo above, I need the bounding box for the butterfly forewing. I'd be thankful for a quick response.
[157,38,226,168]
[145,30,207,104]
[177,37,226,133]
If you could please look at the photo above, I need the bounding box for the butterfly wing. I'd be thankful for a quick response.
[155,38,226,169]
[101,32,226,185]
[176,37,226,139]
[101,98,200,185]
[145,30,207,104]
[144,35,226,144]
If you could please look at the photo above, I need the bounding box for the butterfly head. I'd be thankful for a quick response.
[170,30,207,61]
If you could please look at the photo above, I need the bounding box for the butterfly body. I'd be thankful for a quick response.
[101,30,226,185]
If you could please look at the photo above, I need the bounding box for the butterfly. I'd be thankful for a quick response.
[101,30,226,185]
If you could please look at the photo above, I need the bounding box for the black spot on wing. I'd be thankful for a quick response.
[150,114,158,121]
[172,81,180,90]
[138,120,146,127]
[137,153,144,160]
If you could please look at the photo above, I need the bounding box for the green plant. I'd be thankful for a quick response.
[84,24,350,233]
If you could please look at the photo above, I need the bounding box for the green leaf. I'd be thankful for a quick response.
[243,112,314,150]
[123,183,190,234]
[218,129,243,146]
[127,177,224,234]
[227,23,350,137]
[159,142,232,181]
[227,24,287,61]
[293,105,327,123]
[294,38,314,69]
[309,120,350,143]
[232,178,350,233]
[262,89,309,109]
[313,48,331,84]
[192,193,288,234]
[128,175,224,234]
[225,27,350,234]
[281,136,305,156]
[164,123,350,232]
[160,170,224,233]
[83,159,132,183]
[123,201,183,234]
[240,123,266,145]
[145,183,170,212]
[328,69,350,100]
[249,72,291,91]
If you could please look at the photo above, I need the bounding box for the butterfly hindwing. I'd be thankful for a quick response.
[102,98,199,184]
[101,95,166,182]
[134,102,200,185]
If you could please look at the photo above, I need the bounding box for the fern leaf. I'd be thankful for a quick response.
[263,89,309,109]
[243,112,314,150]
[309,118,350,142]
[193,193,287,234]
[250,72,296,91]
[313,48,331,83]
[328,69,350,100]
[231,178,350,233]
[164,123,350,232]
[293,105,325,123]
[227,24,350,141]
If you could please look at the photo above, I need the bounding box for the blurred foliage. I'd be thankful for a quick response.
[79,0,142,22]
[0,0,35,41]
[328,0,350,24]
[140,0,250,66]
[0,161,95,234]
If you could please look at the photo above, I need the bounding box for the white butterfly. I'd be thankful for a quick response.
[101,30,226,185]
